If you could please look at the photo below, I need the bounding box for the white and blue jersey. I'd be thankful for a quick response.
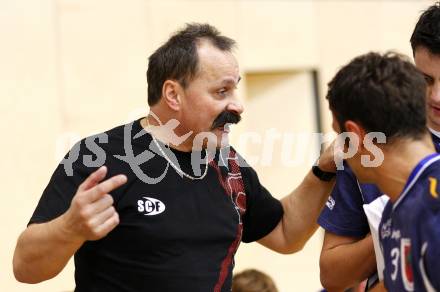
[318,132,440,289]
[380,153,440,291]
[318,132,440,238]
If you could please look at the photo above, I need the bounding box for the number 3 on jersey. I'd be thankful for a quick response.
[389,238,414,291]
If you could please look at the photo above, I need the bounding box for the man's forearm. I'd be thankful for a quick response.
[280,170,335,250]
[13,167,126,283]
[320,235,377,291]
[258,143,337,253]
[259,170,334,253]
[13,215,84,283]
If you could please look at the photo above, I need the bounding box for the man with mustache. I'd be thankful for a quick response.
[319,3,440,291]
[13,23,337,292]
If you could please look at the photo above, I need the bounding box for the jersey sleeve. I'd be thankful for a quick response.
[240,165,283,243]
[28,140,95,225]
[317,163,371,237]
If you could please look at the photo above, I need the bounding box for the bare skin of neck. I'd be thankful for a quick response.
[371,135,435,203]
[140,115,196,153]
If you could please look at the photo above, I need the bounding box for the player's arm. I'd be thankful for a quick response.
[319,231,376,291]
[13,167,127,283]
[258,145,336,254]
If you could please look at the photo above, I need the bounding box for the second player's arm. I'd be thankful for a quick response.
[319,231,377,292]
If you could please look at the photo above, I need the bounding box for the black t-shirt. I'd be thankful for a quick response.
[30,119,283,292]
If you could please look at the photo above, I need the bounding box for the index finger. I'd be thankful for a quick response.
[86,174,127,202]
[78,166,108,192]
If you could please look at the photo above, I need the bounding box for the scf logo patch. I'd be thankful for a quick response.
[137,197,166,216]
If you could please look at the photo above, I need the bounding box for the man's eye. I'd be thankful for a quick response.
[218,89,228,96]
[425,76,434,85]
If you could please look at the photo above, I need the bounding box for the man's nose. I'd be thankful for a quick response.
[226,100,244,116]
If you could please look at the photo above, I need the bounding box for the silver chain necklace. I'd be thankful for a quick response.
[145,118,209,180]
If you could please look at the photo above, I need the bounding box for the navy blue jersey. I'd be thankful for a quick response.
[317,160,382,237]
[380,154,440,291]
[318,132,440,238]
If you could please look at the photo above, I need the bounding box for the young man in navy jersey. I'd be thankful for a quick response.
[319,3,440,291]
[326,52,440,291]
[12,23,337,291]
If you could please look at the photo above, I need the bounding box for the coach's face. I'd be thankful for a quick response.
[415,46,440,132]
[179,41,243,149]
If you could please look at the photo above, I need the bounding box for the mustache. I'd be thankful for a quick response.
[211,111,242,130]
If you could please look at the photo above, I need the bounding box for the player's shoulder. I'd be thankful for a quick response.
[416,172,440,245]
[419,165,440,212]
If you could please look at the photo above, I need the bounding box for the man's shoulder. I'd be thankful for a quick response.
[418,176,440,214]
[92,119,142,142]
[76,119,146,151]
[395,172,440,219]
[58,119,147,174]
[414,160,440,210]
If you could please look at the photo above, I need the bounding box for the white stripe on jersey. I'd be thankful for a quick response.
[419,242,437,292]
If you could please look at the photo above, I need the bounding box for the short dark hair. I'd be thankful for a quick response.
[327,52,427,141]
[146,23,236,106]
[232,269,278,292]
[410,2,440,55]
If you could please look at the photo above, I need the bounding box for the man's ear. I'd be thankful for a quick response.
[344,120,367,150]
[162,80,181,111]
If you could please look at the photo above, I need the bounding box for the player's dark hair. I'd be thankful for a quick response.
[327,52,427,141]
[147,23,236,106]
[411,2,440,55]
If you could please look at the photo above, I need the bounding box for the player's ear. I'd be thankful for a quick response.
[344,120,367,150]
[162,80,181,111]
